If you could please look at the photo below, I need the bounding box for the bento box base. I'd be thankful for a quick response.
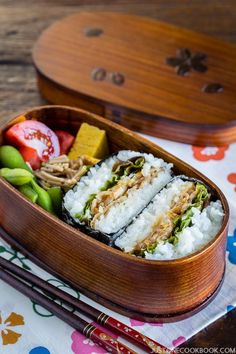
[94,274,224,323]
[0,225,224,323]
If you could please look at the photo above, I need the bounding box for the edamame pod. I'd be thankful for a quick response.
[48,186,63,216]
[18,184,38,203]
[0,168,34,186]
[30,179,55,214]
[0,145,32,171]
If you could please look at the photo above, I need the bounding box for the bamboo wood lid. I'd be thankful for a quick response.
[33,12,236,145]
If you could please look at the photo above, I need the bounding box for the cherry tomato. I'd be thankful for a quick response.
[55,130,75,155]
[19,146,41,170]
[6,120,60,162]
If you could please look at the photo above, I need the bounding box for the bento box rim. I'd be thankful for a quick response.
[0,105,229,266]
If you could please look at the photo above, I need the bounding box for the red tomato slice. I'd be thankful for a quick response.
[55,130,75,155]
[19,146,41,170]
[6,120,60,162]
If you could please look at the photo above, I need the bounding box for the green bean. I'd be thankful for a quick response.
[0,145,32,171]
[18,184,38,203]
[47,186,63,216]
[0,168,34,185]
[30,179,55,214]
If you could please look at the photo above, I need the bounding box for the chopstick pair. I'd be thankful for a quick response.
[0,256,170,354]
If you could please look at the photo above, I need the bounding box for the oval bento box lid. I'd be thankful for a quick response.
[33,12,236,146]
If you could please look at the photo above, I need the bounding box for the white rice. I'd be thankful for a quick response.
[115,178,192,252]
[63,150,172,233]
[63,157,115,217]
[145,200,224,260]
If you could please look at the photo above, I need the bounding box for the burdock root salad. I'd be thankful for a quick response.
[0,115,224,260]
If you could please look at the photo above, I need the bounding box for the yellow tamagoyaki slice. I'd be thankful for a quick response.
[68,123,109,160]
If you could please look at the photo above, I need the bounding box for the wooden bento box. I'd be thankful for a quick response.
[0,106,229,322]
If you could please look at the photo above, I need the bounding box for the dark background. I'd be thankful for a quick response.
[0,0,235,348]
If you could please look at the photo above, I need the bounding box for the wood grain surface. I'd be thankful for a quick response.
[0,106,229,322]
[1,0,236,125]
[0,0,235,348]
[33,11,236,145]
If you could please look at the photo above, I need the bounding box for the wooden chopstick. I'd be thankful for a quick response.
[0,261,138,354]
[0,256,170,354]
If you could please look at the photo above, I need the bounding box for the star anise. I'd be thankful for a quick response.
[166,48,208,76]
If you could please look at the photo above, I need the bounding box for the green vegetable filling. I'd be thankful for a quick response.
[112,156,145,177]
[100,174,120,191]
[75,193,97,222]
[147,183,210,253]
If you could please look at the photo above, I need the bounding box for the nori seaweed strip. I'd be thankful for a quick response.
[62,203,122,245]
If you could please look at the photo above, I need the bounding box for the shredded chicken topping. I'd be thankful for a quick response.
[90,167,159,228]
